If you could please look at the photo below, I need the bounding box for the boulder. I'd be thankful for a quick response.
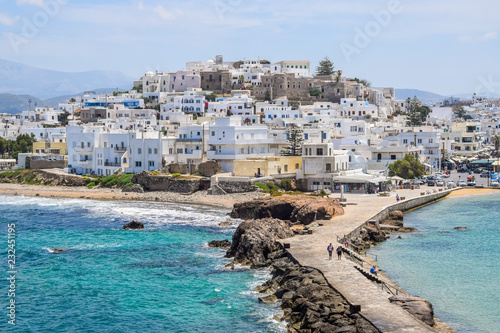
[454,227,468,230]
[122,184,144,193]
[225,218,294,268]
[398,227,418,233]
[258,295,277,303]
[218,222,233,227]
[389,210,404,220]
[361,225,387,242]
[122,221,144,230]
[208,240,232,248]
[389,295,435,326]
[230,195,344,224]
[50,248,66,253]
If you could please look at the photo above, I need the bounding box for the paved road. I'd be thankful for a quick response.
[281,189,449,332]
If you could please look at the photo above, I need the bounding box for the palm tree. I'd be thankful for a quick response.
[493,135,500,157]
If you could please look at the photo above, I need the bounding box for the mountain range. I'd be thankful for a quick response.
[0,59,133,99]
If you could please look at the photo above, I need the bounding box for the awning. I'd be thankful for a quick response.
[390,176,405,181]
[423,163,432,168]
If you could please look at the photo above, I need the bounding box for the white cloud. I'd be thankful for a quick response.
[16,0,44,6]
[460,32,497,42]
[155,5,182,21]
[0,12,19,26]
[138,0,144,10]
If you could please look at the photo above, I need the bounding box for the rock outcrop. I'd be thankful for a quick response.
[131,171,210,193]
[122,184,144,193]
[383,210,404,227]
[122,221,144,230]
[389,295,435,326]
[360,224,387,243]
[208,240,232,248]
[225,218,294,268]
[253,250,379,333]
[230,195,344,224]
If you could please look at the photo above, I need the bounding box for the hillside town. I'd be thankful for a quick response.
[1,55,500,192]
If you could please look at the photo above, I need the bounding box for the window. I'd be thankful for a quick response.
[326,163,331,171]
[295,163,299,169]
[154,148,158,154]
[135,161,142,167]
[211,131,215,136]
[391,155,396,160]
[149,161,155,167]
[177,148,183,154]
[417,139,422,144]
[138,148,142,155]
[429,139,434,143]
[403,139,408,144]
[148,148,152,154]
[169,148,173,154]
[316,148,323,156]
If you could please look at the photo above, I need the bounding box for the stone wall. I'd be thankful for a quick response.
[132,171,210,194]
[198,160,222,177]
[349,189,456,239]
[27,158,67,170]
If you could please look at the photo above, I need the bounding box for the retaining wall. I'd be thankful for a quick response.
[349,189,457,239]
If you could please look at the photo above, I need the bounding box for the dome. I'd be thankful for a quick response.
[145,71,154,76]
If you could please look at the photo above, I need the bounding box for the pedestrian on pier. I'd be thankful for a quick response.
[327,243,334,260]
[396,194,400,202]
[336,246,342,260]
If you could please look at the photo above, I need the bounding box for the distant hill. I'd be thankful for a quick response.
[395,89,446,103]
[0,93,43,114]
[0,88,121,114]
[0,59,133,99]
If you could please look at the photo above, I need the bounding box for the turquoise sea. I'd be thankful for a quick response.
[371,192,500,333]
[0,195,285,332]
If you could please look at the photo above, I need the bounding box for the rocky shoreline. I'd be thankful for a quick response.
[223,195,449,332]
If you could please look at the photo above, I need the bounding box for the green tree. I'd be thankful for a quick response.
[281,124,304,156]
[316,56,335,75]
[58,111,71,126]
[493,135,500,157]
[69,98,76,103]
[452,105,468,119]
[335,70,342,82]
[388,154,425,179]
[309,89,321,97]
[352,77,371,87]
[264,90,272,102]
[406,96,430,126]
[206,92,218,102]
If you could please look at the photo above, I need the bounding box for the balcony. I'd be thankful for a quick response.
[104,162,121,167]
[114,146,127,153]
[176,138,203,143]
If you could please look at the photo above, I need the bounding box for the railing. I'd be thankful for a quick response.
[104,162,121,167]
[114,147,127,153]
[176,138,202,142]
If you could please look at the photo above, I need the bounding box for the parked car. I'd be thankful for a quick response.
[428,180,436,186]
[490,181,500,188]
[467,181,477,186]
[436,180,445,186]
[480,170,491,178]
[442,173,450,178]
[458,180,467,187]
[473,168,483,174]
[447,180,456,188]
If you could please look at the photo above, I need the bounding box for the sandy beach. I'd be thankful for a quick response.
[0,183,265,208]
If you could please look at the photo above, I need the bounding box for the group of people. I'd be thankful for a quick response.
[327,243,343,260]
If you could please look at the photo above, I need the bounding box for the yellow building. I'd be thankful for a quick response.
[233,156,302,177]
[33,141,67,155]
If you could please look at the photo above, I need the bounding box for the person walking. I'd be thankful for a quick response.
[336,246,342,260]
[327,243,334,260]
[396,194,400,202]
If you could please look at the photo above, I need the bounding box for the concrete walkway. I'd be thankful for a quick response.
[282,188,449,332]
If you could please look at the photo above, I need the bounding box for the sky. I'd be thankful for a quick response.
[0,0,499,96]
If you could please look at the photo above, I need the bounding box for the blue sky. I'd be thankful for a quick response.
[0,0,499,96]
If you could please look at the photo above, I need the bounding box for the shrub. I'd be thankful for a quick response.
[280,179,293,191]
[317,189,329,198]
[87,182,96,189]
[309,89,321,97]
[254,183,270,193]
[267,182,277,191]
[171,173,181,179]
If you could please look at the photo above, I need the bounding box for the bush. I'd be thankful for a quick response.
[171,173,181,179]
[254,183,270,193]
[280,179,292,191]
[317,189,329,198]
[87,182,96,189]
[100,174,134,188]
[309,89,321,97]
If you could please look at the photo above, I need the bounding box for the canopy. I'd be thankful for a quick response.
[390,176,405,181]
[492,161,500,166]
